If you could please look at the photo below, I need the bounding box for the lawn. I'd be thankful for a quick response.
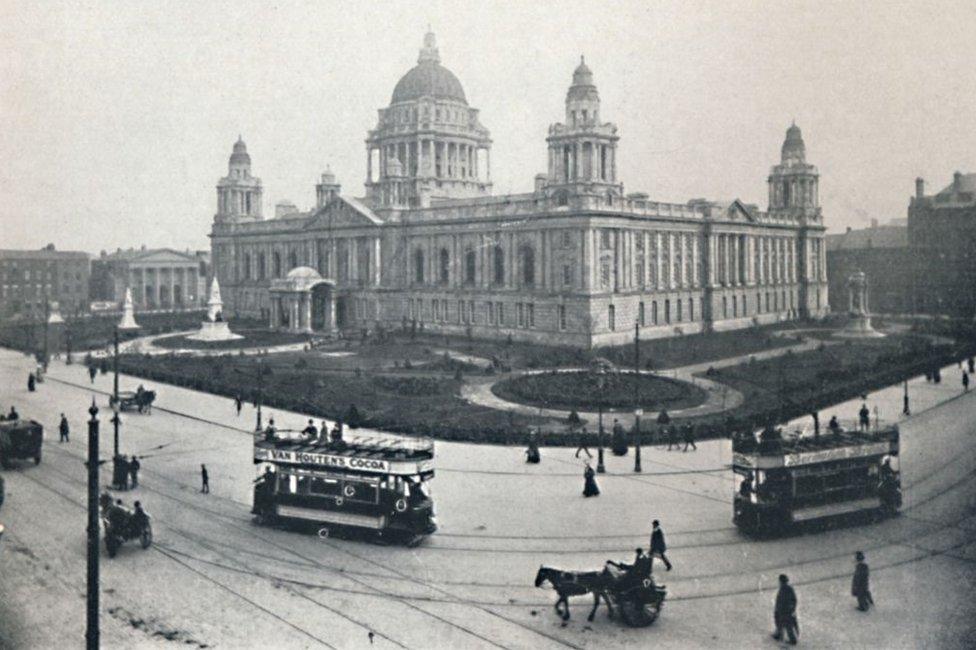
[492,371,707,411]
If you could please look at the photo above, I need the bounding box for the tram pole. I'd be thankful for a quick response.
[113,328,120,457]
[596,371,606,474]
[633,321,642,473]
[85,398,100,650]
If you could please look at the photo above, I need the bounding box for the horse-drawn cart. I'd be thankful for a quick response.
[109,389,155,414]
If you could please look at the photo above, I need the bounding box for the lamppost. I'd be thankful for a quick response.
[596,365,606,474]
[85,398,100,650]
[633,321,642,473]
[110,328,125,488]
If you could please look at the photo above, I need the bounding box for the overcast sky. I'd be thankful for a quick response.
[1,0,974,254]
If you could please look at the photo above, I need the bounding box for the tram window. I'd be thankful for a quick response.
[342,480,379,504]
[278,473,293,494]
[296,475,312,494]
[309,476,341,496]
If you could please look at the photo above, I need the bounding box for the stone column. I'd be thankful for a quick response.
[304,295,312,332]
[291,299,299,332]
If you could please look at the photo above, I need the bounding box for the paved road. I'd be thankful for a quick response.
[1,349,975,648]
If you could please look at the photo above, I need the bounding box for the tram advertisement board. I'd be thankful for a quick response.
[254,447,433,475]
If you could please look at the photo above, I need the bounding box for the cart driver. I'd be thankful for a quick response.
[739,475,754,499]
[108,499,129,532]
[606,549,652,589]
[133,501,149,532]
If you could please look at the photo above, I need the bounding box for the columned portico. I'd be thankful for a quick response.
[268,266,337,335]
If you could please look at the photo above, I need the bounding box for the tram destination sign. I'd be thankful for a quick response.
[734,441,893,469]
[254,447,432,476]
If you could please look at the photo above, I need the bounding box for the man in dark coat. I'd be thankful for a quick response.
[201,464,210,493]
[852,551,873,611]
[649,519,673,571]
[27,372,35,392]
[88,365,97,384]
[858,403,870,432]
[772,574,799,644]
[682,424,697,451]
[58,413,70,442]
[129,456,141,488]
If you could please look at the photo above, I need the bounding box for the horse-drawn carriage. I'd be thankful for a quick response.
[535,558,667,627]
[100,494,153,557]
[0,419,43,469]
[109,388,156,414]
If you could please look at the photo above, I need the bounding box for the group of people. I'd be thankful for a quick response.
[100,492,149,535]
[1,405,20,422]
[263,417,346,446]
[772,551,873,645]
[112,454,142,490]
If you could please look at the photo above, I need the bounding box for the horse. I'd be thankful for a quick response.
[534,566,613,624]
[136,390,156,414]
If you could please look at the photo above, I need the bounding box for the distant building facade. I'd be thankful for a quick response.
[0,245,90,320]
[909,173,976,317]
[210,32,829,347]
[90,247,210,311]
[825,220,910,314]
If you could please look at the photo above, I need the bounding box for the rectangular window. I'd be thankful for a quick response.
[469,300,476,324]
[497,302,504,325]
[689,298,695,321]
[527,303,535,328]
[459,300,465,324]
[732,295,738,318]
[561,231,572,248]
[563,265,572,286]
[652,300,658,325]
[608,304,616,331]
[677,299,683,322]
[488,301,495,325]
[558,305,567,330]
[722,296,728,319]
[517,303,525,327]
[601,229,612,249]
[664,299,671,324]
[638,301,645,326]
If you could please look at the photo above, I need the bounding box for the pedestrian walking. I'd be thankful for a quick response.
[234,394,243,416]
[129,456,141,488]
[649,520,673,571]
[574,426,593,459]
[682,424,697,451]
[963,371,970,392]
[114,455,130,490]
[27,372,35,392]
[851,551,873,611]
[201,464,210,493]
[772,574,799,644]
[88,365,97,384]
[58,413,70,442]
[666,426,680,451]
[582,462,600,497]
[858,403,870,432]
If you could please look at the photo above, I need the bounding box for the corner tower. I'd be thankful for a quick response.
[365,30,492,209]
[542,57,622,203]
[767,123,820,222]
[215,136,263,222]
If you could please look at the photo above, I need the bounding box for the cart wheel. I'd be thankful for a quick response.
[140,524,153,549]
[618,597,658,627]
[105,536,119,558]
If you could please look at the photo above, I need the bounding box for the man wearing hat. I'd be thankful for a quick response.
[852,551,873,611]
[772,573,799,644]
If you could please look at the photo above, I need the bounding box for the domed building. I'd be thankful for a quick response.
[210,31,828,346]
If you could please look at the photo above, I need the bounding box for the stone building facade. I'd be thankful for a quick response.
[90,247,210,311]
[0,245,90,319]
[826,221,910,315]
[210,32,828,347]
[909,173,976,317]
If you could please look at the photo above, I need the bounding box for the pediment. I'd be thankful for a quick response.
[132,249,198,263]
[725,199,758,223]
[304,197,383,230]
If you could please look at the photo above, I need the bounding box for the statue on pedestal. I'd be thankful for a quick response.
[118,287,140,330]
[835,270,884,339]
[187,277,242,342]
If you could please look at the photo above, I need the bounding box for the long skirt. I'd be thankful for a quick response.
[583,476,600,497]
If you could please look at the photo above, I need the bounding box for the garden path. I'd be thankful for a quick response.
[460,334,826,429]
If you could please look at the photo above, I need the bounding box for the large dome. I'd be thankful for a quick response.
[392,62,467,104]
[390,30,467,105]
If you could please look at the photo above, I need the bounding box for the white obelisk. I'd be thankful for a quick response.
[188,276,241,341]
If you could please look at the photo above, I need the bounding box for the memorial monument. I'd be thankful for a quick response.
[188,277,242,341]
[117,287,140,330]
[835,270,884,338]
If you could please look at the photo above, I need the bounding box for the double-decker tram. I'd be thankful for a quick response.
[732,421,901,535]
[252,429,436,546]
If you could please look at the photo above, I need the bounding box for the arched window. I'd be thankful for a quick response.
[493,244,505,285]
[414,249,425,284]
[288,250,298,271]
[464,248,476,285]
[258,253,266,280]
[439,248,450,285]
[243,253,251,280]
[519,245,535,287]
[273,252,282,278]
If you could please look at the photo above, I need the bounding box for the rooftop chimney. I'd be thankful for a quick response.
[915,177,924,199]
[954,171,963,190]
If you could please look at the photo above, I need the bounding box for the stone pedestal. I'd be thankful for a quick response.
[187,320,242,342]
[834,270,884,339]
[118,287,140,330]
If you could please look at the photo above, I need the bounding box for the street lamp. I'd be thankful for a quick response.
[596,366,606,474]
[633,321,642,473]
[85,398,100,650]
[902,380,910,416]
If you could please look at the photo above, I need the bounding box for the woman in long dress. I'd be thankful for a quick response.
[583,462,600,497]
